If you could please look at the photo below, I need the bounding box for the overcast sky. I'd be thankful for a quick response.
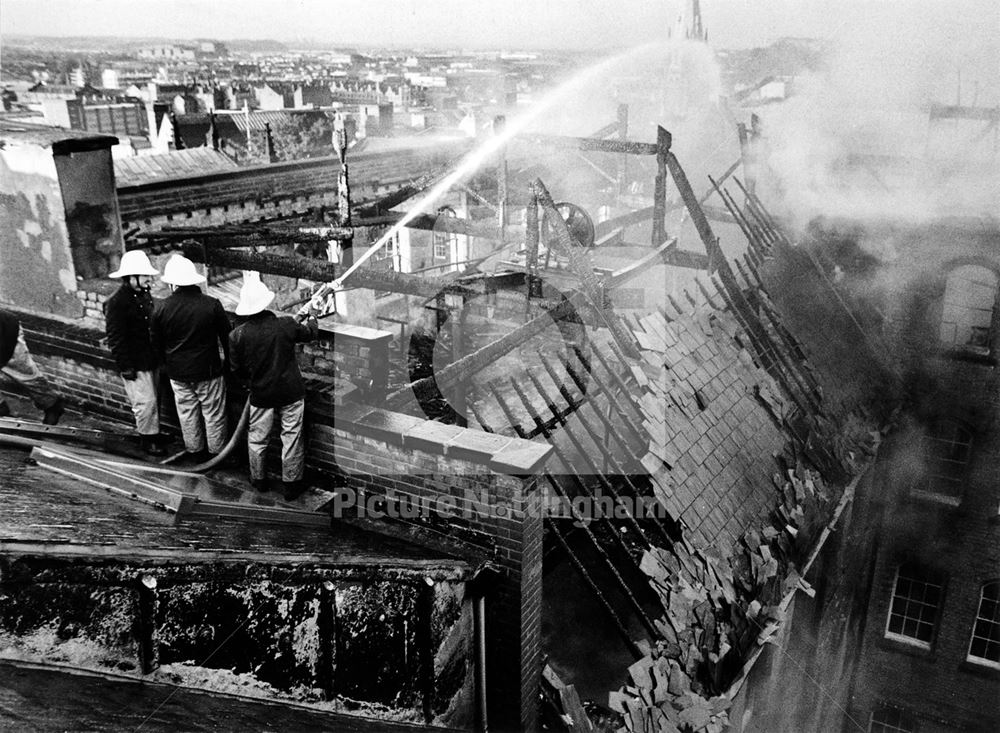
[1,0,997,51]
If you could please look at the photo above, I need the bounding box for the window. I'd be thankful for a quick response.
[373,234,397,269]
[968,581,1000,668]
[939,265,997,354]
[433,206,457,262]
[913,420,972,504]
[885,563,945,648]
[869,706,917,732]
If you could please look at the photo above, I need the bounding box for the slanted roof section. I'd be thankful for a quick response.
[114,147,239,187]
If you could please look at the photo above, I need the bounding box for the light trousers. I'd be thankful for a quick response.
[122,370,160,436]
[169,376,227,453]
[0,331,59,410]
[247,398,305,483]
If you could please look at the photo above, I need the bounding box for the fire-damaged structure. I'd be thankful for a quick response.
[0,76,997,733]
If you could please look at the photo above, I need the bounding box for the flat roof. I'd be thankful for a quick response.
[0,443,468,576]
[0,118,117,150]
[0,662,467,733]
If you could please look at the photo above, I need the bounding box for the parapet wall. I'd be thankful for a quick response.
[0,555,472,726]
[308,401,551,733]
[305,322,393,400]
[5,303,549,730]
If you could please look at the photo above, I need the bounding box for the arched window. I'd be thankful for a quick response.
[939,265,998,354]
[433,206,457,263]
[868,706,917,732]
[885,563,945,649]
[968,581,1000,668]
[913,420,972,504]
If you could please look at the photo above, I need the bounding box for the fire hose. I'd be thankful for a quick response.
[159,396,251,472]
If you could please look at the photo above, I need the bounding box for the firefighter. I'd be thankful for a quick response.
[229,276,318,499]
[105,250,164,455]
[0,310,64,425]
[151,254,231,462]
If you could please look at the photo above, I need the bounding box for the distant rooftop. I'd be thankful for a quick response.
[0,118,117,151]
[114,147,239,187]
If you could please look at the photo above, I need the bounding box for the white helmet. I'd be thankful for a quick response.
[161,254,206,286]
[108,250,159,278]
[235,277,276,316]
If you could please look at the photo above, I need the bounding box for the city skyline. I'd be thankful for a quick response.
[3,0,996,52]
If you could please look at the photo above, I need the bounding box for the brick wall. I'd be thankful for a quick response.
[303,323,393,401]
[846,405,1000,731]
[797,220,1000,731]
[307,401,552,732]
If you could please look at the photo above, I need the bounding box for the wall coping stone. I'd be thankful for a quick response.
[318,321,394,344]
[327,404,552,475]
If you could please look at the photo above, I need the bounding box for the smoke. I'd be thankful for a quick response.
[756,1,1000,235]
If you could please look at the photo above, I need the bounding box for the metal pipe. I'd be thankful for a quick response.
[474,594,489,733]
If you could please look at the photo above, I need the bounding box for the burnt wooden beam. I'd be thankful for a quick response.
[660,246,711,271]
[652,127,669,246]
[180,245,478,299]
[532,178,640,359]
[660,126,727,273]
[617,103,629,201]
[137,227,354,246]
[516,133,659,156]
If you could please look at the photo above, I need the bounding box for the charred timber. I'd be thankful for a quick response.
[660,127,726,273]
[179,245,478,298]
[532,178,640,359]
[515,133,660,156]
[137,227,354,246]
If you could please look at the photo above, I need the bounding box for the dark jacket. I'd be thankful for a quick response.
[0,310,20,368]
[104,284,158,373]
[229,311,317,408]
[151,286,231,382]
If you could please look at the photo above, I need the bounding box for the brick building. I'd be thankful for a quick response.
[839,220,1000,732]
[737,218,1000,732]
[0,116,927,732]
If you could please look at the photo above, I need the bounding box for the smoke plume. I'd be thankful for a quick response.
[756,1,1000,234]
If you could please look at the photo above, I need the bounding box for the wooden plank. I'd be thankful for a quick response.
[559,684,595,733]
[187,501,330,528]
[30,446,329,528]
[30,446,189,514]
[0,417,142,450]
